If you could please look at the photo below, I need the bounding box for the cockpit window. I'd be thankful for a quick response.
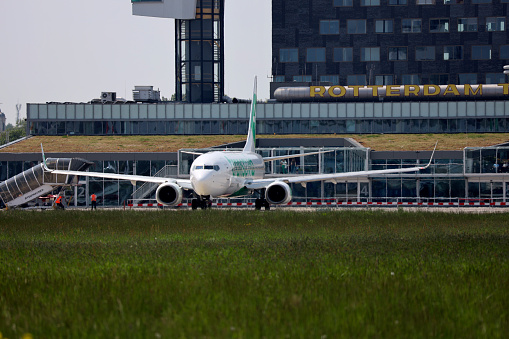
[195,165,220,171]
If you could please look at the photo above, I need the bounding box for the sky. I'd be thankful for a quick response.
[0,0,272,125]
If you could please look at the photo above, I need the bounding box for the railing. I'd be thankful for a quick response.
[127,196,509,209]
[131,165,178,201]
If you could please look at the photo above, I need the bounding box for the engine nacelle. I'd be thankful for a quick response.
[265,182,292,205]
[155,183,183,206]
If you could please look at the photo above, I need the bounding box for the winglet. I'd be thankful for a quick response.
[421,141,438,169]
[41,143,51,171]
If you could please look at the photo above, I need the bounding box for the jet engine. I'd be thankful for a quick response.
[155,183,183,206]
[265,182,292,205]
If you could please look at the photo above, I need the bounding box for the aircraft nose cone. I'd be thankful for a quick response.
[191,171,214,196]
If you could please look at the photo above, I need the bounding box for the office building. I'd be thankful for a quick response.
[271,0,509,93]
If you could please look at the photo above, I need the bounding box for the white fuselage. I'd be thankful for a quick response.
[190,151,265,197]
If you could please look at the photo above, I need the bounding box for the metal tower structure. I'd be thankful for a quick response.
[175,0,224,103]
[132,0,225,104]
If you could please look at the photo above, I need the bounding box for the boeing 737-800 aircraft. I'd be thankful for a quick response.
[43,77,436,210]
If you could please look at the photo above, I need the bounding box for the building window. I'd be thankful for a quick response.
[402,74,421,85]
[444,0,464,4]
[430,19,449,33]
[320,75,340,85]
[361,47,380,61]
[333,0,353,6]
[389,0,407,4]
[486,73,505,84]
[471,46,491,60]
[293,75,312,82]
[280,49,298,63]
[347,20,367,34]
[361,0,380,5]
[444,46,463,60]
[430,74,449,85]
[402,19,422,33]
[459,74,477,84]
[320,20,340,34]
[458,18,477,32]
[472,0,491,3]
[273,76,285,83]
[306,48,326,62]
[334,48,353,62]
[347,75,366,86]
[375,20,394,33]
[486,17,505,32]
[501,45,509,59]
[375,75,394,85]
[389,47,408,61]
[416,46,435,60]
[417,0,435,4]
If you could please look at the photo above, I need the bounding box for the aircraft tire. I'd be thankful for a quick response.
[255,199,262,210]
[192,199,199,210]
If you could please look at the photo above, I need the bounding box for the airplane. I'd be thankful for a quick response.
[42,77,437,210]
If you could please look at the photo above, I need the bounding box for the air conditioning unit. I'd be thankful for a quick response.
[101,92,116,103]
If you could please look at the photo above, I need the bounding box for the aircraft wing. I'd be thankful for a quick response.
[244,165,427,190]
[47,169,194,190]
[247,142,437,190]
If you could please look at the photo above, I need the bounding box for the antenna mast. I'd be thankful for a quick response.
[16,103,22,124]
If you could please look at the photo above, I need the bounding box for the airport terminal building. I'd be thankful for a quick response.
[3,1,509,208]
[2,137,509,208]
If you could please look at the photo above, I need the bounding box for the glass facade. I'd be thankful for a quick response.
[272,0,508,88]
[175,0,224,103]
[27,101,509,136]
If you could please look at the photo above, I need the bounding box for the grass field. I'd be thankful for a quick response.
[0,210,508,338]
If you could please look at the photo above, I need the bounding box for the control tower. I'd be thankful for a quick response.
[132,0,224,103]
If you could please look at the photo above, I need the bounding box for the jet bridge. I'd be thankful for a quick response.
[0,158,92,208]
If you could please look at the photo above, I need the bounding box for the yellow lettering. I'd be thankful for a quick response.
[443,84,460,96]
[386,85,400,97]
[367,85,383,97]
[498,83,509,95]
[404,85,420,97]
[424,85,440,96]
[310,86,326,98]
[349,86,363,97]
[464,84,482,96]
[328,85,346,98]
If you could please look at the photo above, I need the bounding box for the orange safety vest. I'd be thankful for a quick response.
[55,196,62,204]
[91,194,97,202]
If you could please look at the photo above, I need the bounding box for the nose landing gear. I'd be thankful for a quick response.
[191,196,212,210]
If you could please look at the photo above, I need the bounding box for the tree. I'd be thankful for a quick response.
[0,120,26,145]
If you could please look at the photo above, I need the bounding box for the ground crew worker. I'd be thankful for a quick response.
[55,195,65,210]
[91,193,97,210]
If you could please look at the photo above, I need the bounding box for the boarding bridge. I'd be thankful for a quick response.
[0,158,92,208]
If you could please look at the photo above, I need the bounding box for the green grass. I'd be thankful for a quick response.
[0,210,508,338]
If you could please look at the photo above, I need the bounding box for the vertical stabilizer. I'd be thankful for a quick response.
[243,77,257,153]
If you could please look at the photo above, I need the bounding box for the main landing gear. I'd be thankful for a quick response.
[191,196,212,210]
[254,198,270,211]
